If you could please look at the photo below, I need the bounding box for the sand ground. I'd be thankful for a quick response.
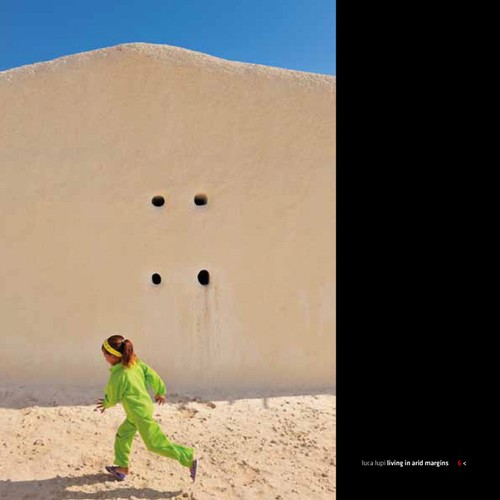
[0,389,335,499]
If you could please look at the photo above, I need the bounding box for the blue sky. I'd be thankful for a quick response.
[0,0,335,75]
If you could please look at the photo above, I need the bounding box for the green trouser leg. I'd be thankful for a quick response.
[114,418,137,467]
[136,417,194,468]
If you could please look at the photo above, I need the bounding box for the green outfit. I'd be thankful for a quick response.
[103,359,194,468]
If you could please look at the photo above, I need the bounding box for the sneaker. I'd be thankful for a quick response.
[105,465,127,481]
[189,459,198,482]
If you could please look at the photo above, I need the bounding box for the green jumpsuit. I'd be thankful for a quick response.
[103,359,194,469]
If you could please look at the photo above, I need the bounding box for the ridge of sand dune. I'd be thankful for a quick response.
[0,392,335,499]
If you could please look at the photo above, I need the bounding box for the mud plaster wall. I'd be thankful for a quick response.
[0,44,335,397]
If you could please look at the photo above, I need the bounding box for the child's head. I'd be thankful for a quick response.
[101,335,137,367]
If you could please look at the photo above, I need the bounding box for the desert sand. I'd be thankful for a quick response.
[0,388,335,499]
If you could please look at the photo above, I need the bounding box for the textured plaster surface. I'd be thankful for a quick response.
[0,43,335,397]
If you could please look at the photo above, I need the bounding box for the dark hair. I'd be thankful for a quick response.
[102,335,137,368]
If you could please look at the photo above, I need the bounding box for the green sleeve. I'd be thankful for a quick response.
[103,372,125,408]
[140,360,166,396]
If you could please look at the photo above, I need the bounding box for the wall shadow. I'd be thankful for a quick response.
[0,384,335,409]
[0,473,183,499]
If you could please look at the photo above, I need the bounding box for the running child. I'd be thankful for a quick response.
[96,334,198,482]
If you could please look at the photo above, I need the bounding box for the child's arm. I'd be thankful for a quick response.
[155,394,167,405]
[102,373,126,409]
[140,360,167,399]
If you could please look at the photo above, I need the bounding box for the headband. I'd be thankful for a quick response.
[103,339,123,358]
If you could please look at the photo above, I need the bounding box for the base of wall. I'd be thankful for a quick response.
[0,382,336,409]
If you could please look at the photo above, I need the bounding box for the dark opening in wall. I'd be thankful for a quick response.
[194,193,207,206]
[152,273,162,285]
[198,270,210,285]
[152,196,165,207]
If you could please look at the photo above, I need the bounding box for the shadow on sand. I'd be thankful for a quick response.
[0,473,183,499]
[0,384,336,409]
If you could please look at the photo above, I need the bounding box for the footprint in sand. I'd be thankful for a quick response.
[237,460,260,486]
[178,405,199,418]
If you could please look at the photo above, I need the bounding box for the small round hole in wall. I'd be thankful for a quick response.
[152,273,162,285]
[152,196,165,207]
[197,270,210,285]
[194,193,207,206]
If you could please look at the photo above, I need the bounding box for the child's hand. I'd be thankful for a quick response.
[155,394,166,405]
[96,398,105,413]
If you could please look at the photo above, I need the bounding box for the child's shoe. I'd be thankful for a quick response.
[189,459,198,482]
[105,465,127,481]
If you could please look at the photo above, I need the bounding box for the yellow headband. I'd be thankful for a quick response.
[103,339,122,358]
